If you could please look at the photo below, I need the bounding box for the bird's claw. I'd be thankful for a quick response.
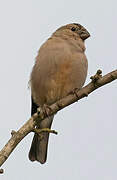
[69,88,80,99]
[42,104,53,117]
[37,104,52,119]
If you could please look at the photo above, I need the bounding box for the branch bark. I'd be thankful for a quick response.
[0,69,117,173]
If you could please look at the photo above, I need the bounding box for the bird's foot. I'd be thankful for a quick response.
[37,104,53,120]
[69,88,80,99]
[42,104,53,117]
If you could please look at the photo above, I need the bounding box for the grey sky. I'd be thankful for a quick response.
[0,0,116,179]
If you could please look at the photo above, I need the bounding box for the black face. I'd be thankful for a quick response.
[70,23,90,40]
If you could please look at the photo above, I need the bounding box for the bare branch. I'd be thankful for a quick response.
[0,69,117,172]
[33,128,58,135]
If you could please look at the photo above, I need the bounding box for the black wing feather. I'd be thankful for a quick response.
[31,97,39,116]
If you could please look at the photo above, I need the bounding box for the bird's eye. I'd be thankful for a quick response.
[71,27,76,31]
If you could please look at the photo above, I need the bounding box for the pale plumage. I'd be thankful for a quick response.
[29,23,90,164]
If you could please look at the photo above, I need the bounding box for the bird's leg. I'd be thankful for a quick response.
[37,104,53,120]
[69,88,80,99]
[42,104,53,117]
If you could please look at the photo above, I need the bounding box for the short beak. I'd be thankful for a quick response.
[80,30,90,40]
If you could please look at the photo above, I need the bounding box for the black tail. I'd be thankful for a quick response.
[29,97,54,164]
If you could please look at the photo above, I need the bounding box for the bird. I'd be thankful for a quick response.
[29,23,90,164]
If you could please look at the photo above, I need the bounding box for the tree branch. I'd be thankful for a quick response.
[0,69,117,173]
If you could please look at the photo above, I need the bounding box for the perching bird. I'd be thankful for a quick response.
[29,23,90,164]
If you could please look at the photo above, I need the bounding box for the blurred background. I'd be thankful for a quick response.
[0,0,116,179]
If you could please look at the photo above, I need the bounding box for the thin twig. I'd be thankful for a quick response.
[33,128,58,135]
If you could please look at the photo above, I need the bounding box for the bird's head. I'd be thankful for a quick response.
[53,23,90,41]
